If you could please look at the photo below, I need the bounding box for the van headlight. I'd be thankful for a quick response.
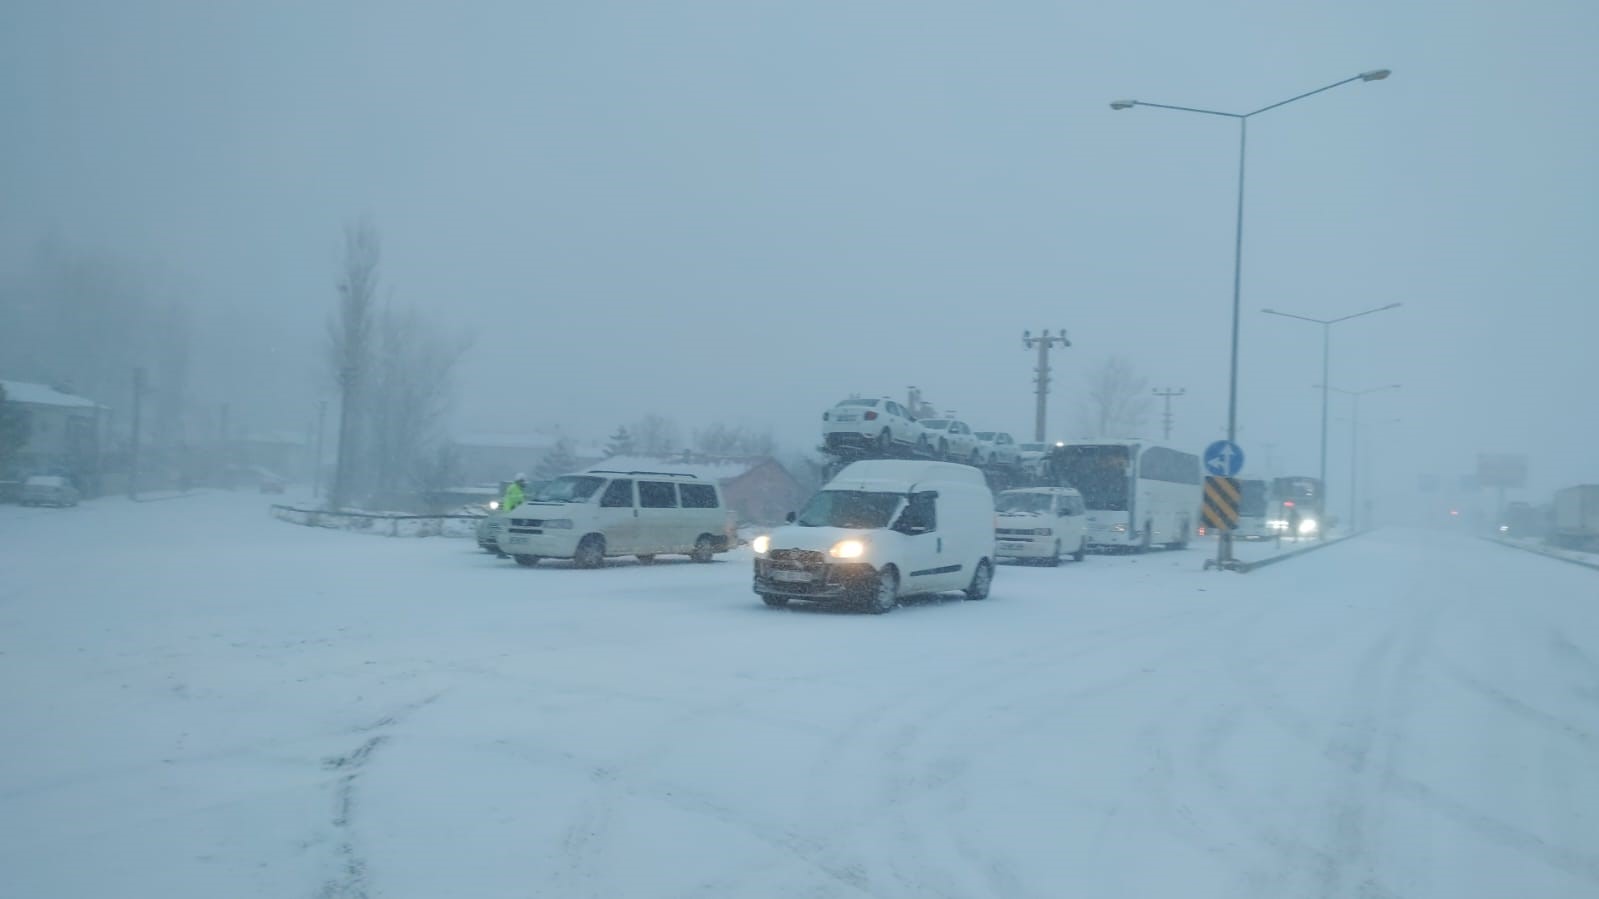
[1110,523,1127,533]
[829,539,866,559]
[752,535,771,554]
[544,519,574,530]
[1298,518,1318,535]
[487,500,500,511]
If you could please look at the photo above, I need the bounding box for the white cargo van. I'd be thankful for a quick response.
[994,487,1088,565]
[751,460,995,613]
[500,470,734,568]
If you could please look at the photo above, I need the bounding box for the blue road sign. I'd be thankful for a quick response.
[1203,440,1245,477]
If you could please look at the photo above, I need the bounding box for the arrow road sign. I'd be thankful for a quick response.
[1203,440,1245,477]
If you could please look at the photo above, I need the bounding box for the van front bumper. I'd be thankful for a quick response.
[753,556,879,601]
[498,530,580,558]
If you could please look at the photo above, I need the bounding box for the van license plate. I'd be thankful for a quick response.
[507,536,528,545]
[771,570,813,583]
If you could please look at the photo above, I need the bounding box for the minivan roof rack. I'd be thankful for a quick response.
[585,469,703,479]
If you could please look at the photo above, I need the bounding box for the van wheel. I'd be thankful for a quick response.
[760,594,789,607]
[1047,541,1062,567]
[635,554,656,564]
[574,535,606,569]
[690,535,716,563]
[1073,539,1087,562]
[868,567,899,614]
[964,559,993,601]
[513,554,541,567]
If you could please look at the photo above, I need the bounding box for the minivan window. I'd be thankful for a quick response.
[600,479,634,508]
[997,493,1054,514]
[639,481,679,508]
[534,476,604,503]
[796,491,903,529]
[679,483,719,509]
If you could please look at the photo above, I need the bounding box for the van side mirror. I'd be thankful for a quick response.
[785,511,796,523]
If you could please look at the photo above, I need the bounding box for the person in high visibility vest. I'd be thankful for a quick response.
[502,474,528,513]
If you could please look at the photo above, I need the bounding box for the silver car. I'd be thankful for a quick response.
[21,475,79,507]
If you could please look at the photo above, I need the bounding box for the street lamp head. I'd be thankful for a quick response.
[1109,100,1137,110]
[1359,69,1392,82]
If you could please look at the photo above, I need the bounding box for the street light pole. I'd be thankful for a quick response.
[1317,383,1401,532]
[1262,302,1402,492]
[1111,69,1390,566]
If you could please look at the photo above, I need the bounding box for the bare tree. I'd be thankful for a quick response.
[632,414,680,455]
[364,301,471,501]
[1077,355,1153,439]
[327,219,380,508]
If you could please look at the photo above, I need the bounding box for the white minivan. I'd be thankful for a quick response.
[994,487,1088,565]
[751,460,995,613]
[500,470,735,568]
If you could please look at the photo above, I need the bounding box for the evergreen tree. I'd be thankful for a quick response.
[605,425,635,457]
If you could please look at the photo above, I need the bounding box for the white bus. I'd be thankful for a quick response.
[1234,478,1271,539]
[1046,441,1201,552]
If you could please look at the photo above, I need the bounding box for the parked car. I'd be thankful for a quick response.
[973,431,1022,468]
[821,397,927,455]
[20,475,79,507]
[499,470,735,568]
[994,487,1088,565]
[751,460,995,612]
[918,418,980,462]
[476,508,507,554]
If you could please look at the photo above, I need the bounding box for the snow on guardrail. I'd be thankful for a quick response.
[270,504,481,538]
[1484,536,1599,572]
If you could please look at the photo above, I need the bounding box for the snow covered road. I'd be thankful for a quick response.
[2,494,1597,898]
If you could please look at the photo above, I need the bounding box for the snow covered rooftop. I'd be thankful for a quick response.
[0,379,100,409]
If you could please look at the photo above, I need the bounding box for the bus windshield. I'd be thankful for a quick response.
[1051,446,1131,511]
[1239,479,1268,516]
[795,491,904,529]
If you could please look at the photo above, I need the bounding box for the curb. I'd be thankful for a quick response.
[1483,536,1599,573]
[1224,533,1359,573]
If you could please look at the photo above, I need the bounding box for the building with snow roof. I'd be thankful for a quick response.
[1,379,104,494]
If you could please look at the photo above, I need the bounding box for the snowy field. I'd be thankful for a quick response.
[3,493,1598,898]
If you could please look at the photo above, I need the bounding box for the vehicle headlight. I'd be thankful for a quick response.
[1298,518,1318,535]
[1498,524,1509,533]
[752,534,771,554]
[487,500,500,511]
[829,539,866,559]
[544,519,574,530]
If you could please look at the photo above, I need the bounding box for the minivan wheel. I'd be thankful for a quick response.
[574,535,606,569]
[1047,540,1062,567]
[690,535,715,563]
[868,567,899,614]
[965,559,993,601]
[1073,539,1087,562]
[513,554,541,567]
[760,593,789,608]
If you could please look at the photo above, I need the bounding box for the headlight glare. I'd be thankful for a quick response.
[752,535,771,554]
[829,539,866,559]
[487,500,500,511]
[1298,519,1318,535]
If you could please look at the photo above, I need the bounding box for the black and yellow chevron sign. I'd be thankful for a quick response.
[1202,476,1241,531]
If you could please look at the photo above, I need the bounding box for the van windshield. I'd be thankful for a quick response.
[796,491,904,529]
[997,493,1054,514]
[532,476,604,503]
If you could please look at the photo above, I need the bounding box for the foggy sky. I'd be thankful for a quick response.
[3,0,1596,504]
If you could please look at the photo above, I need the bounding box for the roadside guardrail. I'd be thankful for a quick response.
[270,504,481,538]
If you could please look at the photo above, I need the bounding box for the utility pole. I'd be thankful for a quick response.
[1021,329,1071,442]
[331,365,356,509]
[1152,387,1185,441]
[128,367,147,500]
[313,400,328,499]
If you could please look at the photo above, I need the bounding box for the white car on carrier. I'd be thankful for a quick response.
[918,418,980,463]
[500,470,735,568]
[973,431,1022,468]
[822,397,927,455]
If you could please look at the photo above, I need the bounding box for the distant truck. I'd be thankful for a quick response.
[1551,485,1599,550]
